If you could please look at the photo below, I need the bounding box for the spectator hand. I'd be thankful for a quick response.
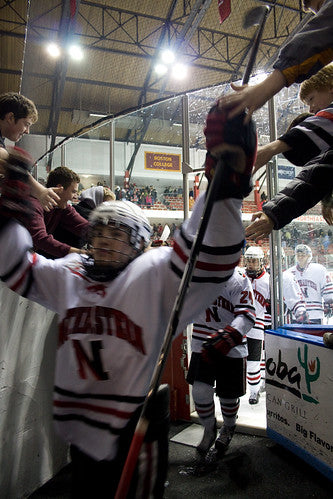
[321,204,333,225]
[217,70,286,122]
[245,211,274,242]
[202,326,243,364]
[217,82,267,123]
[39,186,62,212]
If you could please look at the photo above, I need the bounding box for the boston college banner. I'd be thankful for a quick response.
[145,151,181,172]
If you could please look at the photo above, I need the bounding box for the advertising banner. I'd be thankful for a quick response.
[265,331,333,479]
[144,152,181,172]
[278,164,295,180]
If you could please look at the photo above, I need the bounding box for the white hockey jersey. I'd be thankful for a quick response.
[246,269,270,340]
[191,268,256,358]
[0,194,245,462]
[283,270,307,321]
[288,262,333,321]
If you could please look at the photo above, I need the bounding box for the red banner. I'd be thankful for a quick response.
[218,0,231,24]
[145,152,181,172]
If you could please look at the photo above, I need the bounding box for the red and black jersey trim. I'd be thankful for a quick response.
[53,413,131,435]
[170,261,233,283]
[179,226,245,255]
[54,385,145,404]
[0,247,35,297]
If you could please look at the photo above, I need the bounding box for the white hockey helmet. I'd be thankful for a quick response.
[85,200,152,281]
[244,246,265,277]
[89,200,152,251]
[295,244,312,268]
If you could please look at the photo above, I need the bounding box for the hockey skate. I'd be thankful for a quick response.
[196,421,217,456]
[249,391,260,405]
[259,380,266,393]
[323,332,333,349]
[215,424,236,455]
[205,424,236,464]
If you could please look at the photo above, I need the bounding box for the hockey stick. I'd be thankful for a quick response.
[114,6,271,498]
[243,5,271,85]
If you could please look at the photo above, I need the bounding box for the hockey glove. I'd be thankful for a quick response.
[295,310,310,324]
[203,104,257,199]
[265,299,271,315]
[324,303,333,318]
[0,147,34,231]
[202,325,243,364]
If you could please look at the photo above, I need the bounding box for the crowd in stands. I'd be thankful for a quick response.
[72,182,332,264]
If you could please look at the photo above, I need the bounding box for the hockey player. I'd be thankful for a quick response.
[244,246,270,405]
[187,268,256,459]
[0,104,257,497]
[266,248,308,324]
[288,244,333,324]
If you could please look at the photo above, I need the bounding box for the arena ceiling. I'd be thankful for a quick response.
[0,0,311,151]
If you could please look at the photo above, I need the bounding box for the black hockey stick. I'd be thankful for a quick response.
[115,6,271,498]
[243,5,271,85]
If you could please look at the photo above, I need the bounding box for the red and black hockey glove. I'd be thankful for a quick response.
[0,147,34,231]
[202,325,243,364]
[295,310,310,324]
[324,303,333,318]
[203,104,257,199]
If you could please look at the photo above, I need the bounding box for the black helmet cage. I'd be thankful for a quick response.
[244,246,264,278]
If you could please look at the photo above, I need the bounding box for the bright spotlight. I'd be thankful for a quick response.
[68,44,84,61]
[171,63,188,80]
[161,49,175,65]
[46,42,61,58]
[154,63,168,76]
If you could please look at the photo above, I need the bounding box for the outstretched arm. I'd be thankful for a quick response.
[1,147,60,211]
[245,211,274,242]
[254,140,291,173]
[219,70,286,122]
[29,176,61,212]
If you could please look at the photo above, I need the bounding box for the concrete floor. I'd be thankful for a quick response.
[30,419,332,498]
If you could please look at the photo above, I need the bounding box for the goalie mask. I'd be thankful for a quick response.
[295,244,312,270]
[84,200,152,281]
[244,246,265,278]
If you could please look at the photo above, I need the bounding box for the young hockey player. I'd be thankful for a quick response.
[187,268,256,459]
[287,244,333,324]
[244,246,270,405]
[0,103,257,497]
